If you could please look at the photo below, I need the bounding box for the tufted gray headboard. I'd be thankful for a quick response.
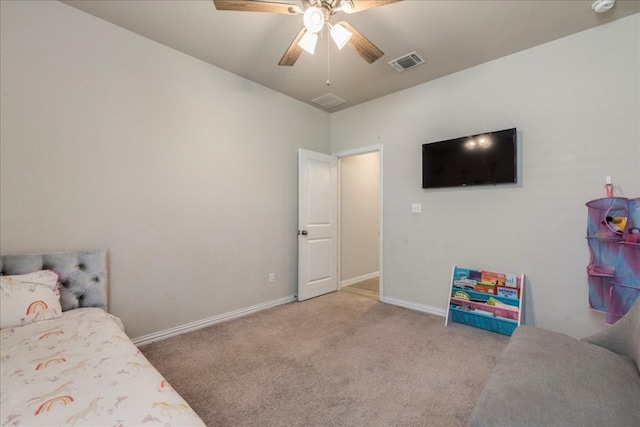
[0,249,108,312]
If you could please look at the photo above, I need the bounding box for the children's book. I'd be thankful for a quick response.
[496,285,520,299]
[481,270,506,287]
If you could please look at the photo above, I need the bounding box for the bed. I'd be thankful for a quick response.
[0,249,205,426]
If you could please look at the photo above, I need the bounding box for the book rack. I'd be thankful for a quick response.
[445,266,525,336]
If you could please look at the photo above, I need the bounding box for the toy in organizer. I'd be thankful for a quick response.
[585,197,640,324]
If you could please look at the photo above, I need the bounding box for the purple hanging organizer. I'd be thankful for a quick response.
[607,198,640,324]
[586,197,640,323]
[585,198,627,311]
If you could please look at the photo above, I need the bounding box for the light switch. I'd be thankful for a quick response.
[411,203,421,213]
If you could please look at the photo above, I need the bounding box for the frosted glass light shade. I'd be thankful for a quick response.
[298,31,318,54]
[303,7,325,33]
[330,23,352,50]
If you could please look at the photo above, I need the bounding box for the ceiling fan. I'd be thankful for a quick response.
[212,0,402,66]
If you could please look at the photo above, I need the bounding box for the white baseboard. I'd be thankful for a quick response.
[381,296,447,318]
[132,293,445,347]
[132,295,296,347]
[341,271,379,287]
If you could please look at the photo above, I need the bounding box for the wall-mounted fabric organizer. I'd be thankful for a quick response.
[586,197,640,324]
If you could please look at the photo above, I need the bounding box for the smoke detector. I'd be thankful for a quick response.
[591,0,616,13]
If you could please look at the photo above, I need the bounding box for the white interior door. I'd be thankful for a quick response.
[298,149,338,301]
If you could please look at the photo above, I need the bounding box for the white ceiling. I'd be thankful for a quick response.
[61,0,639,112]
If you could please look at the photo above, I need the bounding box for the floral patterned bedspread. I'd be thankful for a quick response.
[0,308,205,427]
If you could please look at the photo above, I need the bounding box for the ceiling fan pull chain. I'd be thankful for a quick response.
[327,33,331,86]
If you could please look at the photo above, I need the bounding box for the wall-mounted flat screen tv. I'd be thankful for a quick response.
[422,128,517,189]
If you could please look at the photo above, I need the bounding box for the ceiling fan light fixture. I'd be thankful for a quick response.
[335,0,354,13]
[298,31,318,54]
[303,6,325,33]
[329,23,352,50]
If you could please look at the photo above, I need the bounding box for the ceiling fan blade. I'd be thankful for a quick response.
[278,28,306,66]
[346,0,402,14]
[338,21,384,64]
[213,0,301,14]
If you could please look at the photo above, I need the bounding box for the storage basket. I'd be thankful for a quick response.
[586,197,628,238]
[587,275,613,313]
[607,282,640,325]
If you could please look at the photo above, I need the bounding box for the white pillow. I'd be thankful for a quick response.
[0,270,62,329]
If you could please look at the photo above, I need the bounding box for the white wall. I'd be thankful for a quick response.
[340,152,380,282]
[331,14,640,338]
[0,1,330,339]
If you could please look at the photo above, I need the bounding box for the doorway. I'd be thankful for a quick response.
[337,147,382,300]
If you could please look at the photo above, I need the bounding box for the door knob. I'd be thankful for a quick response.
[299,230,308,236]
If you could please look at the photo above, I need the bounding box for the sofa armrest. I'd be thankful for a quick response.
[470,325,640,427]
[582,298,640,372]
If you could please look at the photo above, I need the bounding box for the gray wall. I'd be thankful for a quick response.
[2,1,638,340]
[340,152,380,283]
[331,14,640,338]
[0,1,330,339]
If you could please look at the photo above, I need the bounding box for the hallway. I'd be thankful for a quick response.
[341,277,379,300]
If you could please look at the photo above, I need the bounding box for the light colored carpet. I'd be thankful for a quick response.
[140,291,509,427]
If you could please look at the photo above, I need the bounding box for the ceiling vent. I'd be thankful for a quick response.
[388,51,425,72]
[311,93,346,109]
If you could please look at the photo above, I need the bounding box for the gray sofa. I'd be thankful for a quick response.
[469,299,640,427]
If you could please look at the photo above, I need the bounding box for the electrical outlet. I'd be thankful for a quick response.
[269,273,275,283]
[411,203,421,213]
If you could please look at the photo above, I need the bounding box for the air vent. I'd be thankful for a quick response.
[311,93,346,109]
[388,51,425,72]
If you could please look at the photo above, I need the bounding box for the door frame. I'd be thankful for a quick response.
[334,144,384,300]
